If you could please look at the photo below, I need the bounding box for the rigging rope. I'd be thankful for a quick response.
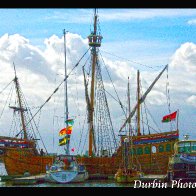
[140,80,151,135]
[15,48,90,137]
[76,110,87,154]
[100,49,165,70]
[0,83,14,121]
[8,111,15,137]
[145,105,162,133]
[93,58,118,155]
[141,103,145,135]
[0,79,14,95]
[140,118,160,133]
[99,52,127,117]
[52,74,66,153]
[166,66,171,114]
[143,101,151,135]
[119,64,168,132]
[165,66,174,131]
[22,90,44,152]
[52,74,58,152]
[81,124,89,155]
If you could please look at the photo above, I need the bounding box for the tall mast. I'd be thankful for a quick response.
[88,8,102,157]
[119,65,168,132]
[137,70,141,136]
[63,29,69,155]
[127,77,131,141]
[13,63,27,140]
[127,76,133,167]
[177,109,179,131]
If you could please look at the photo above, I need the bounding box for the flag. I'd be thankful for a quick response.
[162,111,177,122]
[58,135,70,146]
[66,126,72,135]
[65,118,74,126]
[59,128,66,136]
[59,126,72,136]
[71,148,75,152]
[59,137,67,146]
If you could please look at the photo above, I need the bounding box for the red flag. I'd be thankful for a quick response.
[59,128,66,136]
[162,111,177,122]
[71,148,75,152]
[66,126,72,134]
[59,126,72,136]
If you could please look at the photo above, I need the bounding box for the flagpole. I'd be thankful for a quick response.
[177,109,179,131]
[63,29,70,155]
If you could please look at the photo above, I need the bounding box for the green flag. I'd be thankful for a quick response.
[65,118,74,126]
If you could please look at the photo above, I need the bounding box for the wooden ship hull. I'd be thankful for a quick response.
[125,130,179,174]
[74,9,180,178]
[1,9,180,179]
[77,130,179,177]
[2,131,178,177]
[3,148,54,176]
[77,156,121,178]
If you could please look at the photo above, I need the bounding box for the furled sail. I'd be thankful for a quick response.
[119,64,168,132]
[82,66,96,152]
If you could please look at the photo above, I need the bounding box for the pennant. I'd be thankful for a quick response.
[66,126,72,135]
[59,137,67,146]
[162,111,177,123]
[65,119,74,126]
[58,135,70,146]
[59,126,72,136]
[59,128,66,136]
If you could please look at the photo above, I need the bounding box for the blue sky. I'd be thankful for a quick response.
[1,9,196,44]
[1,8,196,68]
[0,8,195,153]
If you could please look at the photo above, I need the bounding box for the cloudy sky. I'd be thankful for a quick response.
[0,8,195,154]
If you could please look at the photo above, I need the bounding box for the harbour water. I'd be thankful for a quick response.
[0,162,132,187]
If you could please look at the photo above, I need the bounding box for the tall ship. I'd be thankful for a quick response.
[76,9,179,177]
[1,9,180,177]
[1,64,54,176]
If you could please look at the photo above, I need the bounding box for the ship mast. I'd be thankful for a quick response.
[13,63,27,140]
[88,9,102,157]
[128,77,131,142]
[63,29,69,155]
[137,70,141,136]
[127,77,133,167]
[119,65,168,132]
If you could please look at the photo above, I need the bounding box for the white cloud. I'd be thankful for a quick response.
[170,42,196,74]
[43,33,88,76]
[0,33,195,153]
[187,19,196,25]
[168,42,196,97]
[44,9,196,23]
[99,9,196,22]
[0,33,55,81]
[186,95,196,107]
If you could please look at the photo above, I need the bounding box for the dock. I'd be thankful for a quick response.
[0,174,46,185]
[12,174,46,185]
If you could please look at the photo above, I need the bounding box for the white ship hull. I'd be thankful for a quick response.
[45,170,89,184]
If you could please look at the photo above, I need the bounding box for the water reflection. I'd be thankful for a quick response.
[0,163,133,187]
